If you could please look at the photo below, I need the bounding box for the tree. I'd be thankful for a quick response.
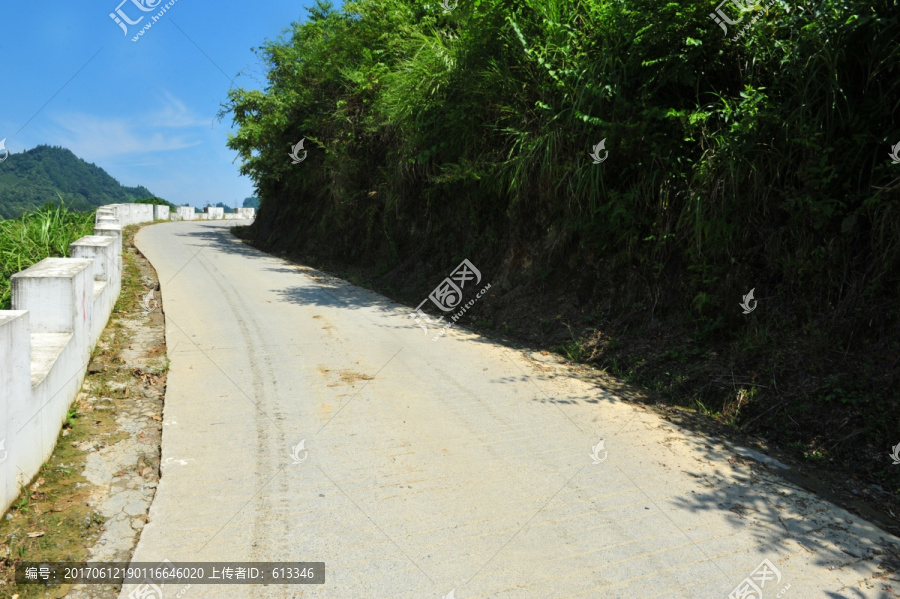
[134,197,177,209]
[213,202,235,213]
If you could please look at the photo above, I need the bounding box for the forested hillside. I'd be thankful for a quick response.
[0,145,154,218]
[224,0,900,497]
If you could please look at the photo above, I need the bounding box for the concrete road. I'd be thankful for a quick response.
[122,220,898,598]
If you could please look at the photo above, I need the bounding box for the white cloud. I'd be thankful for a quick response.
[47,91,208,160]
[152,90,211,129]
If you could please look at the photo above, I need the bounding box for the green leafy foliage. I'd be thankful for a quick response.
[223,0,900,457]
[224,0,899,289]
[134,197,177,209]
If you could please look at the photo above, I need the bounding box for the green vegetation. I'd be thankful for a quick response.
[134,197,177,209]
[242,196,260,209]
[224,0,899,488]
[0,204,95,309]
[203,201,236,213]
[0,145,154,218]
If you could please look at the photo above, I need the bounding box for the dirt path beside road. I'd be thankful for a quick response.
[0,225,169,599]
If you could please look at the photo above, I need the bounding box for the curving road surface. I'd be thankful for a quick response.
[121,220,898,598]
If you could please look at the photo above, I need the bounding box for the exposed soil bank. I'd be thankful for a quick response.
[235,225,900,541]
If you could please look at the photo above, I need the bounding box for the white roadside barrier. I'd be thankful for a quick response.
[0,202,254,513]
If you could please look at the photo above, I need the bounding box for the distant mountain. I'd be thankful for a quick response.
[0,145,155,218]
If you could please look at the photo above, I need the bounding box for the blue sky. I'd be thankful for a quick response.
[0,0,316,208]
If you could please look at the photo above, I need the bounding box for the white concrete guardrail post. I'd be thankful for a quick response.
[0,311,31,512]
[174,206,195,221]
[70,235,119,341]
[10,257,95,481]
[94,221,123,262]
[0,200,257,513]
[153,205,170,220]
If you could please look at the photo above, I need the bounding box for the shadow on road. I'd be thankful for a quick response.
[165,222,900,596]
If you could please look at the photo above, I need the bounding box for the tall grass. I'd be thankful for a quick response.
[0,204,96,310]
